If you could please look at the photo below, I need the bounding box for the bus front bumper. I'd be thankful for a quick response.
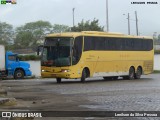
[41,71,72,78]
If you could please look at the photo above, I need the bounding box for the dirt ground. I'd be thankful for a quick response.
[1,74,160,120]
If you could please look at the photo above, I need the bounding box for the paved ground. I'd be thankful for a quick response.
[0,74,160,120]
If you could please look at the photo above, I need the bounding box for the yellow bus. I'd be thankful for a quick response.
[40,31,154,83]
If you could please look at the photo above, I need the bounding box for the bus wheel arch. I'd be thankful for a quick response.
[81,67,90,82]
[85,67,90,78]
[135,66,142,79]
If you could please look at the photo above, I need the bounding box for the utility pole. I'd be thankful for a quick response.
[72,8,75,27]
[123,13,130,35]
[135,11,139,36]
[106,0,109,32]
[127,13,130,35]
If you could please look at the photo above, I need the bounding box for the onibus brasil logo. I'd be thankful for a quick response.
[1,112,42,118]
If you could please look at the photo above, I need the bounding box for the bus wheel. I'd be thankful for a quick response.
[128,67,135,80]
[135,67,142,79]
[14,70,24,79]
[81,69,87,82]
[56,78,61,83]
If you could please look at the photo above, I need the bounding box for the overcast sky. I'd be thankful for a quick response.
[0,0,160,36]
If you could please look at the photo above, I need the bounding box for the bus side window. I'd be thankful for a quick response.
[148,39,153,51]
[94,37,105,50]
[131,39,134,49]
[105,38,109,50]
[72,36,83,65]
[119,38,124,50]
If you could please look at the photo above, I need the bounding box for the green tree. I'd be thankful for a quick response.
[15,31,34,48]
[15,20,52,49]
[71,19,104,32]
[158,34,160,41]
[52,24,70,33]
[0,21,14,45]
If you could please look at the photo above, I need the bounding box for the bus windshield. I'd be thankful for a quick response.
[41,37,74,67]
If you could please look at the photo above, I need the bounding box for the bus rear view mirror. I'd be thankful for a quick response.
[37,45,43,56]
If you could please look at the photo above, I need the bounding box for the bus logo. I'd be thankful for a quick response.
[2,112,11,118]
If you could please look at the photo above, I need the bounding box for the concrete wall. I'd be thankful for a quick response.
[25,61,41,77]
[154,55,160,70]
[154,45,160,50]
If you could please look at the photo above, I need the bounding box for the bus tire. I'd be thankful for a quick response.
[128,67,135,80]
[56,78,61,83]
[81,69,87,82]
[14,69,24,79]
[135,67,142,79]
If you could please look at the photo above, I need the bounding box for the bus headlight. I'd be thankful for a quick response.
[61,69,70,73]
[42,70,45,72]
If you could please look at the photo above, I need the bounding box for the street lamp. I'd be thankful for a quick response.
[123,11,139,36]
[135,11,139,36]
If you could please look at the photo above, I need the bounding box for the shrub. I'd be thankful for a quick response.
[18,55,40,61]
[154,50,160,54]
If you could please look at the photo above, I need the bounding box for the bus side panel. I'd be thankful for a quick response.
[81,50,153,77]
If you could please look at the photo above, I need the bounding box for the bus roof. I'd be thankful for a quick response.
[46,31,153,39]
